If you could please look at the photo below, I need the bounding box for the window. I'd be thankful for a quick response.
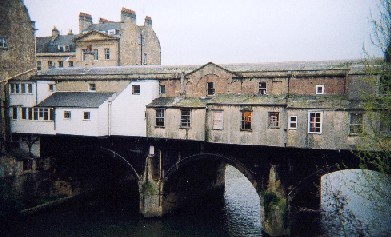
[89,83,96,92]
[143,53,147,65]
[259,82,267,95]
[308,112,323,133]
[93,49,98,60]
[49,84,55,92]
[212,110,224,130]
[83,112,91,120]
[155,109,165,127]
[27,84,32,93]
[316,85,324,94]
[159,85,166,95]
[39,108,49,120]
[15,84,20,93]
[104,48,110,60]
[21,84,26,93]
[0,36,8,49]
[349,112,363,135]
[68,61,74,67]
[58,61,64,68]
[37,61,42,71]
[289,116,297,129]
[10,84,15,93]
[207,82,215,95]
[380,112,391,135]
[268,112,280,128]
[12,107,18,120]
[180,109,191,128]
[21,107,27,120]
[64,111,71,119]
[82,49,87,61]
[28,108,33,120]
[108,29,116,35]
[48,61,54,69]
[132,85,140,95]
[241,111,252,130]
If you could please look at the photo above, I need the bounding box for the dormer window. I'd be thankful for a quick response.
[316,85,324,94]
[207,82,215,95]
[108,29,116,35]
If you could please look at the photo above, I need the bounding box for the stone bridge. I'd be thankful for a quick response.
[40,135,359,236]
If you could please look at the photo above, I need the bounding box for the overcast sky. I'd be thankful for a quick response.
[24,0,383,65]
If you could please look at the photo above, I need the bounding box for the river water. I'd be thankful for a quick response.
[3,165,263,237]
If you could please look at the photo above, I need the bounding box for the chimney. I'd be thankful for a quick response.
[79,12,92,33]
[67,29,73,35]
[144,16,152,27]
[121,8,136,23]
[51,26,59,41]
[99,18,111,24]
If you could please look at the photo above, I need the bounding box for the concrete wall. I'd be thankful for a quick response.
[111,80,159,137]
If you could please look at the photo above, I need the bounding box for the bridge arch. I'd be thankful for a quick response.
[163,152,259,192]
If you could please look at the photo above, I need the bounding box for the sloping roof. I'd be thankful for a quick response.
[87,22,121,34]
[36,35,76,53]
[38,59,367,78]
[37,92,115,108]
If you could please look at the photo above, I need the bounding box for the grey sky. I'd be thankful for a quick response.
[24,0,383,65]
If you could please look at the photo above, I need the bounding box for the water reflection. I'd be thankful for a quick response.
[3,165,263,237]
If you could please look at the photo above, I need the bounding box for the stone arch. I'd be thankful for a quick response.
[65,145,141,180]
[163,152,260,193]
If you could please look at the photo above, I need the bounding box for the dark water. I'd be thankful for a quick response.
[3,166,263,237]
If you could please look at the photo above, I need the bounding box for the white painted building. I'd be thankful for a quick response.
[9,80,159,137]
[110,80,159,137]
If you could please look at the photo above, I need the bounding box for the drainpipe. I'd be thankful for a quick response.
[108,100,112,136]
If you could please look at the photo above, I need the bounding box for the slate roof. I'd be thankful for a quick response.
[86,22,121,35]
[37,92,115,108]
[36,35,76,53]
[38,59,367,78]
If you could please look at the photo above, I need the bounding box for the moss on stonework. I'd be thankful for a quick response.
[141,181,159,195]
[264,191,286,219]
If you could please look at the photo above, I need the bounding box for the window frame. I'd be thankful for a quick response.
[68,61,74,67]
[58,61,64,68]
[349,112,364,135]
[212,110,224,130]
[49,84,55,92]
[0,36,8,49]
[104,48,110,60]
[288,116,297,130]
[132,85,141,95]
[259,81,267,95]
[64,111,71,120]
[240,110,252,131]
[37,61,42,71]
[316,85,324,95]
[207,82,215,96]
[180,109,191,128]
[12,107,18,120]
[93,49,98,60]
[308,111,323,134]
[88,83,96,92]
[155,108,165,127]
[159,85,166,95]
[268,112,280,129]
[83,111,91,120]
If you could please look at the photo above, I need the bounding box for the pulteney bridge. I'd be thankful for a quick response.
[41,135,359,236]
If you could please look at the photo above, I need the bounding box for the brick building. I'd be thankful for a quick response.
[36,8,161,71]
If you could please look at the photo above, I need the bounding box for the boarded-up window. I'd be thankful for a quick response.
[212,110,223,130]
